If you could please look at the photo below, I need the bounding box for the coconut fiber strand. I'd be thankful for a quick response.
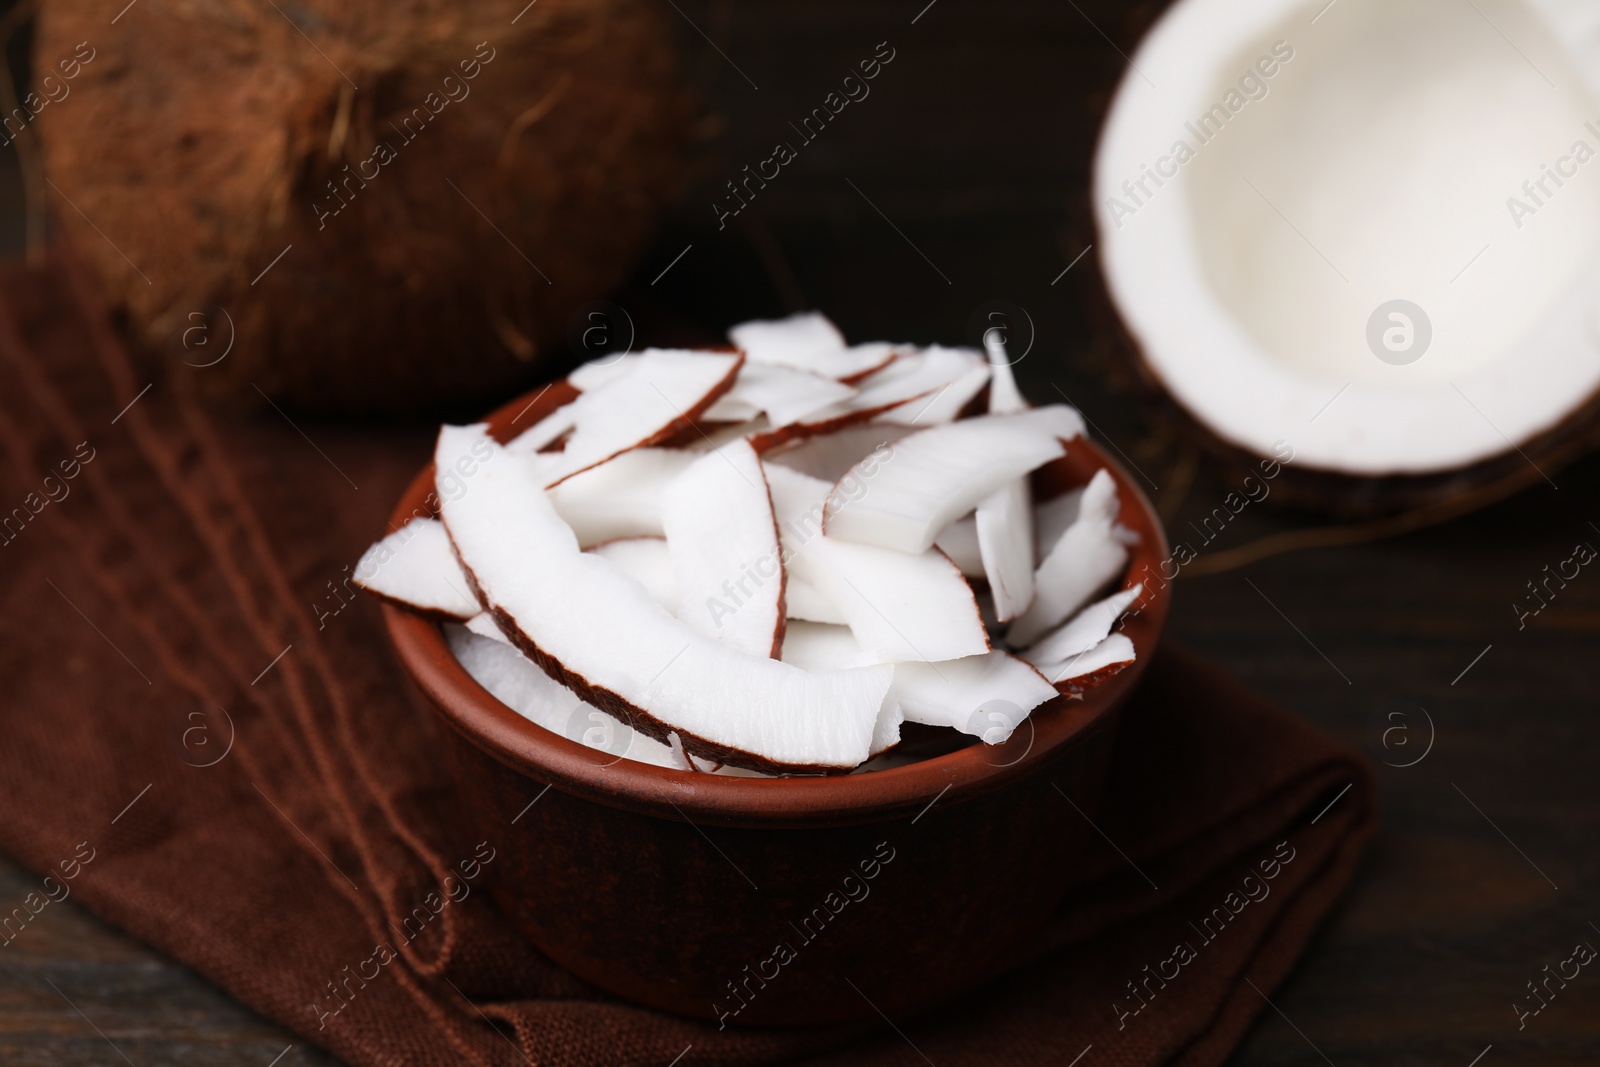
[0,251,1377,1067]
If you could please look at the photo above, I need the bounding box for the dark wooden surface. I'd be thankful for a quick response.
[3,0,1598,1063]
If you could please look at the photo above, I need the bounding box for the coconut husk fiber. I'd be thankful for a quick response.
[31,0,688,414]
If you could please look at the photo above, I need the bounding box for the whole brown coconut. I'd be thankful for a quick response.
[33,0,687,414]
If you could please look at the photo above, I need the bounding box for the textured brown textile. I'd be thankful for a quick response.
[0,251,1377,1066]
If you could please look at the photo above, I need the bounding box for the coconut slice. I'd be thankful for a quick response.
[780,621,880,670]
[935,514,984,579]
[567,354,640,392]
[783,581,848,625]
[872,346,992,426]
[801,536,989,663]
[660,439,785,657]
[729,312,900,381]
[1041,632,1136,692]
[589,537,679,614]
[975,479,1036,622]
[823,406,1085,554]
[774,621,902,755]
[352,518,480,620]
[1022,583,1144,668]
[437,424,891,773]
[1006,470,1127,647]
[446,625,689,770]
[971,340,1037,620]
[546,448,698,547]
[983,334,1028,415]
[890,651,1058,743]
[1033,488,1084,559]
[765,461,985,661]
[465,611,511,643]
[762,463,849,624]
[765,424,910,483]
[744,352,971,452]
[703,362,857,427]
[508,349,741,484]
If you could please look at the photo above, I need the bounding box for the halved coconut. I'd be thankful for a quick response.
[1095,0,1600,513]
[589,537,679,614]
[546,448,698,547]
[729,312,901,381]
[436,425,892,773]
[1006,470,1127,647]
[508,349,740,485]
[353,518,480,620]
[823,406,1085,554]
[446,625,689,770]
[660,439,786,657]
[890,651,1059,743]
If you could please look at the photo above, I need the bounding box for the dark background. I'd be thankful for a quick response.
[2,0,1598,1063]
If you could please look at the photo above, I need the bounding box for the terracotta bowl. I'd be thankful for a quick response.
[383,382,1171,1027]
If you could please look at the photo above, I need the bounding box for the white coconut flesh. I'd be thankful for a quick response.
[974,361,1039,621]
[702,361,858,427]
[587,538,679,615]
[446,625,690,770]
[1007,469,1129,647]
[890,652,1059,743]
[437,424,893,773]
[761,462,851,625]
[729,312,901,381]
[983,335,1029,416]
[823,406,1085,554]
[546,448,696,547]
[507,348,740,484]
[1096,0,1600,475]
[935,515,984,579]
[359,338,1151,774]
[976,480,1036,622]
[464,611,511,643]
[1022,583,1145,669]
[743,347,986,448]
[660,439,786,657]
[869,346,993,425]
[766,424,911,482]
[352,518,480,620]
[764,462,989,662]
[566,353,640,392]
[1040,632,1137,689]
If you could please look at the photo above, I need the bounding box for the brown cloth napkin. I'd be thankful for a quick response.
[0,251,1376,1067]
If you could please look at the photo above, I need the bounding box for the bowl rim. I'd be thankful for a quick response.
[383,380,1172,828]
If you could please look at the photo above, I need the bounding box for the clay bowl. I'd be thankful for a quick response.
[383,381,1171,1027]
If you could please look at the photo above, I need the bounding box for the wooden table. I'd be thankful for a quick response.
[3,0,1597,1062]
